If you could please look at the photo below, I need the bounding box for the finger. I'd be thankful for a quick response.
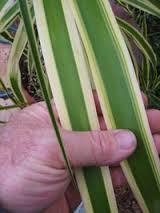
[59,129,137,167]
[141,92,148,108]
[153,134,160,154]
[22,89,36,104]
[99,116,107,130]
[110,167,126,187]
[147,109,160,134]
[93,90,102,115]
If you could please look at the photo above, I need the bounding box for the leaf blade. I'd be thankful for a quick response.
[119,0,160,17]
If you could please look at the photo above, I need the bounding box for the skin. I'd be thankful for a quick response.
[0,92,160,213]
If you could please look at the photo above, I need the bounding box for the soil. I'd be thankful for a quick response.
[20,55,43,102]
[115,184,142,213]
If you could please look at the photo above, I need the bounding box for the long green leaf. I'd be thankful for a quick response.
[0,0,9,11]
[33,0,117,212]
[0,1,19,33]
[150,0,160,9]
[124,34,140,80]
[119,0,160,17]
[0,78,19,105]
[7,21,27,105]
[0,104,23,110]
[141,14,151,92]
[27,48,34,75]
[0,29,14,43]
[69,0,160,212]
[18,0,75,185]
[0,0,15,12]
[117,17,157,66]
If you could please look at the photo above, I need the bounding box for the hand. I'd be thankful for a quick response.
[0,99,136,213]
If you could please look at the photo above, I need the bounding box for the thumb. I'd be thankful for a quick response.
[60,129,137,167]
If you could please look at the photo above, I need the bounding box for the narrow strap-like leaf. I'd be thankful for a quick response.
[0,29,14,43]
[119,0,160,17]
[141,14,151,91]
[124,34,140,80]
[7,21,27,105]
[0,0,15,13]
[0,1,19,33]
[0,104,23,110]
[117,17,157,66]
[0,0,10,12]
[0,78,18,104]
[149,0,160,9]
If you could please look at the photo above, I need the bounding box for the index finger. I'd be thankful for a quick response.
[141,92,148,108]
[93,90,102,116]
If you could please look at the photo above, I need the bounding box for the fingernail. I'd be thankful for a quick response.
[115,130,137,150]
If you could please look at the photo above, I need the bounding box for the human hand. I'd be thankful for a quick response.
[0,98,136,213]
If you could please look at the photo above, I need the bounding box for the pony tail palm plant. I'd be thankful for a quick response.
[4,0,160,212]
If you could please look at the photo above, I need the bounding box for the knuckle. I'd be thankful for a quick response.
[90,131,118,165]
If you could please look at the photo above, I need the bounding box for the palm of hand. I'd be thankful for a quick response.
[0,102,71,213]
